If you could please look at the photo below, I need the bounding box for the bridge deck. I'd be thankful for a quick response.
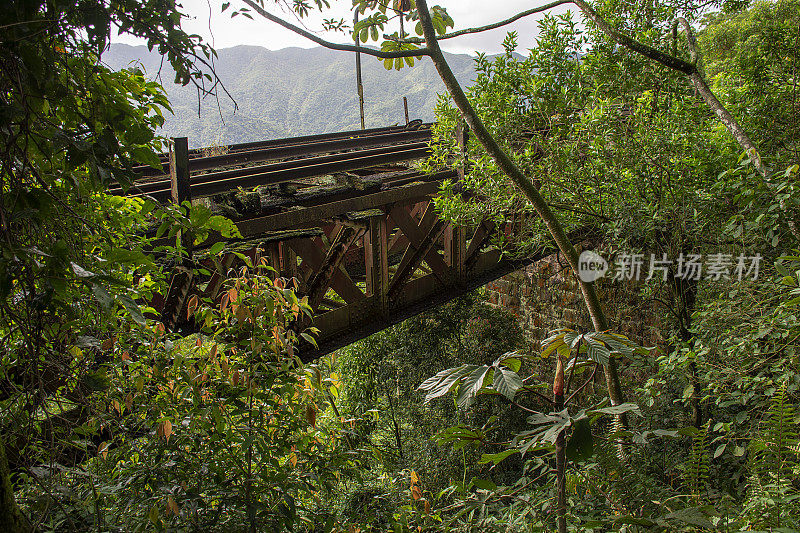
[122,122,534,360]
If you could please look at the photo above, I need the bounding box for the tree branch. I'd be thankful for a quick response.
[520,385,555,405]
[242,0,430,59]
[571,0,696,74]
[565,363,599,404]
[391,0,572,44]
[415,0,627,420]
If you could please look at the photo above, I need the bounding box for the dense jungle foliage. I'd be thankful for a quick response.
[1,0,799,531]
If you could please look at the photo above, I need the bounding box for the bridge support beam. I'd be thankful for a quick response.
[445,225,466,284]
[365,213,389,316]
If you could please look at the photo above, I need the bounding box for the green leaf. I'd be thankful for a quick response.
[471,478,497,491]
[540,337,564,359]
[91,283,113,310]
[492,367,522,400]
[418,364,478,403]
[713,443,726,458]
[663,507,716,528]
[556,343,572,359]
[456,365,491,409]
[478,449,519,465]
[131,146,162,169]
[683,384,695,399]
[208,241,225,255]
[118,294,145,325]
[498,354,521,372]
[531,409,572,444]
[435,425,484,449]
[584,341,610,365]
[71,262,96,278]
[590,402,642,417]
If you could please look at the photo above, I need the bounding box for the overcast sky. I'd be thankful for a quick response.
[114,0,573,55]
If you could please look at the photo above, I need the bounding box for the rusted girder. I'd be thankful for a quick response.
[304,225,366,311]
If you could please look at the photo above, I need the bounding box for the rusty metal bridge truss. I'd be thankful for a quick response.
[119,122,534,361]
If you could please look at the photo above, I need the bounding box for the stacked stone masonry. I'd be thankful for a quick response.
[484,252,665,354]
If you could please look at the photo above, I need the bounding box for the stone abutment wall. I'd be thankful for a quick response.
[484,252,665,353]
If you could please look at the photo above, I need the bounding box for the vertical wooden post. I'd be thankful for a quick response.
[445,120,469,283]
[170,137,191,205]
[163,137,193,331]
[365,213,389,315]
[169,137,192,261]
[354,11,366,130]
[265,242,281,277]
[279,242,298,284]
[403,97,410,126]
[444,223,466,284]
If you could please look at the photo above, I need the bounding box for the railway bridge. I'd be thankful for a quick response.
[116,122,539,361]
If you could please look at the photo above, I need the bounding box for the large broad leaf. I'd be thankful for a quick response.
[435,425,484,450]
[478,449,519,465]
[495,350,522,372]
[418,364,479,403]
[470,478,497,491]
[564,331,580,347]
[492,367,522,400]
[540,336,565,358]
[584,340,611,366]
[91,283,113,310]
[526,411,567,426]
[118,294,145,325]
[589,402,642,417]
[71,262,96,278]
[456,365,491,409]
[526,408,572,444]
[593,332,634,355]
[540,339,563,359]
[662,507,716,529]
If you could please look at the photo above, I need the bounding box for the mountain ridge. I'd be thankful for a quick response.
[105,44,480,147]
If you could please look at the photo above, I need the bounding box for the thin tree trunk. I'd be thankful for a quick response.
[671,271,703,428]
[0,438,31,533]
[386,387,404,460]
[415,0,627,421]
[553,358,567,533]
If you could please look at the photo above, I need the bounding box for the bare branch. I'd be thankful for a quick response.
[389,0,694,81]
[391,0,572,44]
[242,0,430,59]
[565,363,599,404]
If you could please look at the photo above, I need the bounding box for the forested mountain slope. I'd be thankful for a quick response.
[104,44,479,146]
